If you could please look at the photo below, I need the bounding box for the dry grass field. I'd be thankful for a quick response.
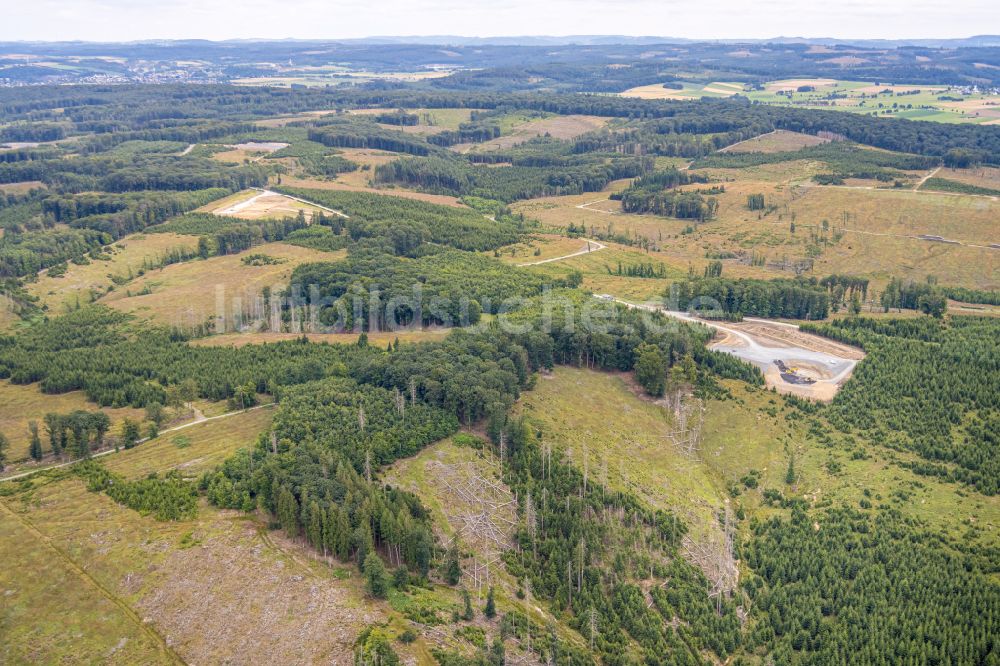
[620,81,742,100]
[515,367,726,548]
[515,368,1000,579]
[209,147,263,164]
[281,170,468,207]
[511,157,1000,292]
[99,243,345,330]
[189,328,452,349]
[0,180,45,194]
[527,243,686,301]
[932,166,1000,190]
[491,233,597,264]
[101,406,274,479]
[27,233,200,314]
[0,294,18,330]
[0,381,147,463]
[722,130,831,153]
[348,107,476,134]
[457,114,611,152]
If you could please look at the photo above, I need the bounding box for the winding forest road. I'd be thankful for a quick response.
[517,238,607,266]
[575,199,618,214]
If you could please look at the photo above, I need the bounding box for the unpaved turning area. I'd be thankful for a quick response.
[209,189,323,220]
[706,318,863,401]
[610,298,863,401]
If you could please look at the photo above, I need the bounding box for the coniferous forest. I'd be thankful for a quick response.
[0,65,998,666]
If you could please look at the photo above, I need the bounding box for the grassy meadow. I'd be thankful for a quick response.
[98,242,345,330]
[27,233,200,315]
[0,382,147,463]
[515,367,999,563]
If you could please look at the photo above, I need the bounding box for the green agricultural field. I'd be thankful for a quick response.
[622,78,1000,124]
[742,79,1000,125]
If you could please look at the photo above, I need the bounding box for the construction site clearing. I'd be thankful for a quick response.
[705,318,865,402]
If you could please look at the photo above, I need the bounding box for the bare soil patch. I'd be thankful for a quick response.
[136,515,378,665]
[731,320,865,360]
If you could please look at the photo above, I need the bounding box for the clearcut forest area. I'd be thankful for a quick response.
[1,37,999,666]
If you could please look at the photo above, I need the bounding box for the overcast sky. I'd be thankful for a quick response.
[2,0,997,42]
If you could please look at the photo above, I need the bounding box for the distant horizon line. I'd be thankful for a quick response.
[2,34,999,46]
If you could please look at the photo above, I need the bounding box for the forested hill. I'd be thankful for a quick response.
[1,79,998,665]
[3,39,999,88]
[3,86,997,164]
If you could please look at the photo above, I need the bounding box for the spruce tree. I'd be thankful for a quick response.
[444,541,462,585]
[364,552,389,598]
[28,421,43,461]
[121,418,141,450]
[462,588,474,620]
[484,586,497,619]
[785,456,797,485]
[276,486,300,538]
